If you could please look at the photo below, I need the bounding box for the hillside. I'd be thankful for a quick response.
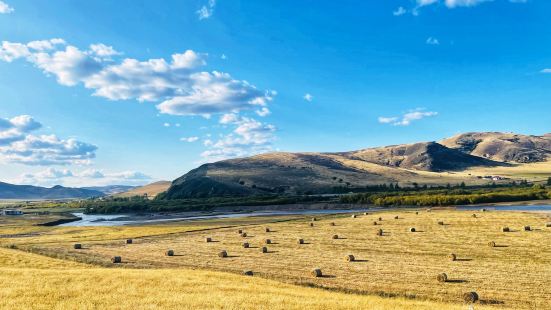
[82,185,136,195]
[115,181,171,198]
[165,132,551,199]
[0,182,104,200]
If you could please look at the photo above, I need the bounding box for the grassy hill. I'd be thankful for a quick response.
[164,132,551,199]
[115,181,171,199]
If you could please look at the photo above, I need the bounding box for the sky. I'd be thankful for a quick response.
[0,0,550,187]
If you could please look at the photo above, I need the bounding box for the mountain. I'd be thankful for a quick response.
[82,185,137,195]
[164,132,551,199]
[0,182,105,200]
[114,181,171,198]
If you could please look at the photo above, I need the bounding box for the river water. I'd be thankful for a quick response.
[59,205,551,227]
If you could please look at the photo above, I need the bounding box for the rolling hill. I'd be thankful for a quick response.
[0,182,104,200]
[115,181,171,198]
[82,185,137,195]
[164,132,551,199]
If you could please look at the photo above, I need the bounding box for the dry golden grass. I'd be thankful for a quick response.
[115,181,171,198]
[27,210,550,309]
[0,247,485,310]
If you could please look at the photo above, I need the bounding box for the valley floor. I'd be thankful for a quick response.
[1,209,550,309]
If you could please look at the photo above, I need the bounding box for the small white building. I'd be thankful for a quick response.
[1,209,23,216]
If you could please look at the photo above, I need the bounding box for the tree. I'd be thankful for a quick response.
[547,177,551,186]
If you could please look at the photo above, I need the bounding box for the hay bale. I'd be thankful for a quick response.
[502,227,510,232]
[363,212,368,215]
[238,229,243,234]
[73,244,82,250]
[330,222,335,226]
[351,214,357,219]
[243,270,253,276]
[488,241,496,247]
[463,291,479,303]
[241,232,248,238]
[166,250,174,256]
[297,238,304,244]
[480,208,487,212]
[309,223,314,227]
[242,242,250,248]
[332,234,339,240]
[205,237,212,243]
[311,268,322,277]
[345,254,355,262]
[409,227,416,233]
[373,221,378,225]
[546,222,551,228]
[394,216,399,220]
[126,239,133,244]
[261,246,268,253]
[265,239,272,244]
[111,256,122,263]
[218,250,228,258]
[438,221,444,225]
[524,226,531,231]
[376,229,383,236]
[437,273,448,283]
[415,211,419,215]
[265,227,270,233]
[449,253,457,261]
[472,214,477,218]
[378,217,383,221]
[311,217,317,222]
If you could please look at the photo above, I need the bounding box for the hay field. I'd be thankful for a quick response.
[0,247,485,310]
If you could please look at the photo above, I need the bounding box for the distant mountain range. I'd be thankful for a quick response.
[82,185,137,195]
[0,182,105,200]
[163,132,551,199]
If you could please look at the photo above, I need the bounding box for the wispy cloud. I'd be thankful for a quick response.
[378,109,438,126]
[180,136,199,142]
[17,168,152,187]
[303,93,313,102]
[540,68,551,74]
[0,1,14,14]
[396,0,526,16]
[393,6,407,16]
[197,0,216,20]
[426,37,440,45]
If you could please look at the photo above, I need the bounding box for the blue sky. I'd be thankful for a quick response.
[0,0,550,187]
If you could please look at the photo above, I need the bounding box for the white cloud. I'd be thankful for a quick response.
[426,37,440,45]
[17,168,152,187]
[201,115,276,162]
[378,109,438,126]
[180,136,199,142]
[197,0,216,20]
[303,93,313,102]
[163,122,171,127]
[0,115,97,166]
[393,6,407,16]
[410,0,525,15]
[0,40,276,118]
[0,1,13,14]
[255,107,271,117]
[540,69,551,74]
[221,54,227,60]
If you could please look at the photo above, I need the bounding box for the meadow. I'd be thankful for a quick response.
[1,208,550,309]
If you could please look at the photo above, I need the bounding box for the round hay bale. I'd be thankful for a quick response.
[126,239,133,244]
[243,270,253,276]
[261,246,268,253]
[332,234,339,240]
[378,217,383,221]
[415,211,419,215]
[363,212,368,215]
[394,216,399,220]
[524,226,531,231]
[376,229,383,236]
[351,214,357,219]
[73,244,82,250]
[438,221,444,225]
[409,227,416,233]
[345,254,355,262]
[265,239,272,244]
[311,268,322,277]
[309,223,314,227]
[166,250,174,256]
[205,237,212,243]
[472,214,477,218]
[265,227,270,233]
[546,222,551,228]
[238,229,243,234]
[297,238,304,244]
[488,241,496,247]
[311,217,317,222]
[218,250,228,258]
[437,273,448,283]
[463,291,479,303]
[449,253,456,261]
[373,221,378,225]
[502,227,510,232]
[480,208,487,212]
[330,222,335,226]
[242,242,250,248]
[111,256,122,264]
[241,232,248,238]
